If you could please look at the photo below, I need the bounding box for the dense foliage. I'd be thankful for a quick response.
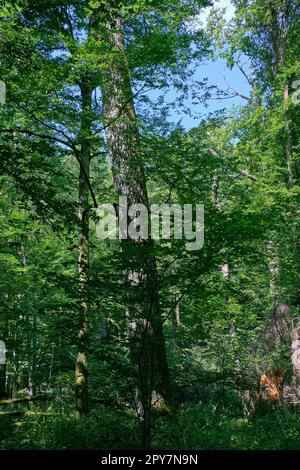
[0,0,300,450]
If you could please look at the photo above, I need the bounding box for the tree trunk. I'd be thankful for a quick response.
[268,3,293,187]
[28,309,37,399]
[0,320,8,398]
[175,296,181,327]
[284,85,293,187]
[11,318,19,398]
[291,322,300,400]
[0,359,6,399]
[75,77,92,417]
[99,16,172,446]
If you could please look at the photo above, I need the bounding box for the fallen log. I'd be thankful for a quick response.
[0,395,55,406]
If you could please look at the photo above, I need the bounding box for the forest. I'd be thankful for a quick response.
[0,0,300,452]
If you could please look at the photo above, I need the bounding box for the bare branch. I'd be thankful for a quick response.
[207,147,257,181]
[223,75,250,101]
[236,61,255,87]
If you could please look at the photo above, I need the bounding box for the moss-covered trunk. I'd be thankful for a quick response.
[75,77,92,417]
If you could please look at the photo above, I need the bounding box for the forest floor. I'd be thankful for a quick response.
[1,403,300,450]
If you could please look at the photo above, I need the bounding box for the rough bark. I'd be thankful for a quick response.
[99,16,172,445]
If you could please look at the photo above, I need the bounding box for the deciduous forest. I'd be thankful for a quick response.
[1,0,300,451]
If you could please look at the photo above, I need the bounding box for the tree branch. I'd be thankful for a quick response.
[0,127,72,149]
[0,128,98,208]
[223,76,250,101]
[207,147,257,181]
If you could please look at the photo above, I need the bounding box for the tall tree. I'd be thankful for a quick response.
[97,10,172,445]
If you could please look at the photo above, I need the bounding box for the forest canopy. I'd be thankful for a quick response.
[0,0,300,452]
